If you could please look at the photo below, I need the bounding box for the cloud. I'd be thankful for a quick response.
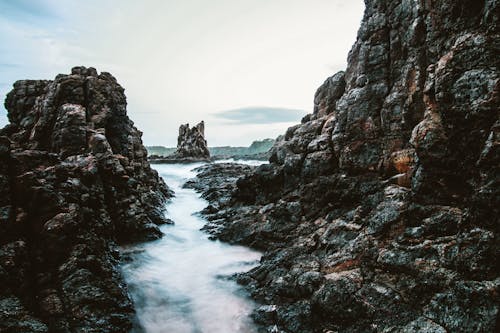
[0,0,59,20]
[0,0,364,145]
[214,106,306,124]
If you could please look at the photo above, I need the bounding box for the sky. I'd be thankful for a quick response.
[0,0,364,146]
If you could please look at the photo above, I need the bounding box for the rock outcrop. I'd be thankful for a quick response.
[189,1,499,332]
[149,121,210,163]
[174,121,210,159]
[147,138,275,162]
[0,67,172,332]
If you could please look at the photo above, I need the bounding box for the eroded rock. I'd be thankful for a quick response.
[0,67,172,332]
[188,0,500,332]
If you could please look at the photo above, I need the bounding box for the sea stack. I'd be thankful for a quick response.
[173,121,210,160]
[0,66,172,332]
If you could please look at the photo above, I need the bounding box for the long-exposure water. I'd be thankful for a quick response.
[121,161,262,333]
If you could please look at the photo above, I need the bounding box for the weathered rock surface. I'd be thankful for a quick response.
[188,1,499,332]
[0,67,172,332]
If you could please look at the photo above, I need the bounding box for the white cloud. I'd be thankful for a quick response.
[0,0,364,146]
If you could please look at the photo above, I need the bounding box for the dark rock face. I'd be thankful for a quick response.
[0,67,171,332]
[190,1,499,332]
[174,121,210,159]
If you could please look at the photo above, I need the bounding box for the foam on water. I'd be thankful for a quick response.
[121,161,264,333]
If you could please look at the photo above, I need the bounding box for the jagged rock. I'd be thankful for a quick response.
[174,121,210,159]
[188,1,500,332]
[149,121,211,163]
[0,67,172,332]
[147,138,275,162]
[311,71,346,120]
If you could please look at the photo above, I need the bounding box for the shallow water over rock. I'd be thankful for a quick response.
[121,162,262,333]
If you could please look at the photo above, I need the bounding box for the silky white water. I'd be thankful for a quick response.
[121,161,263,333]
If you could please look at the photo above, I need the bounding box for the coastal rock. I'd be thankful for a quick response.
[149,121,211,163]
[174,121,210,160]
[189,1,500,332]
[147,138,275,162]
[0,67,172,332]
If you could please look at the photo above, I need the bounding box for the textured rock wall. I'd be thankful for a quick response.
[195,1,499,332]
[0,67,171,332]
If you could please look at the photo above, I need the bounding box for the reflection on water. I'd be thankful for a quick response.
[121,161,263,333]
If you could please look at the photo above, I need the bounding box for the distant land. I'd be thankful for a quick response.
[147,138,275,160]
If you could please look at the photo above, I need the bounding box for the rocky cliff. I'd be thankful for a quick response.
[190,1,499,332]
[0,67,172,333]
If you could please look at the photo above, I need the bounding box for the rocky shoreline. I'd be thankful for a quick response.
[148,153,268,164]
[147,139,275,163]
[0,0,498,332]
[149,156,212,164]
[0,67,172,333]
[188,157,499,332]
[184,0,500,331]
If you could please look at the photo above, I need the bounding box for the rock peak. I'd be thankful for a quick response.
[174,121,210,159]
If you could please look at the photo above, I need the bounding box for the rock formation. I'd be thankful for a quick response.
[188,1,499,332]
[174,121,210,159]
[147,138,275,162]
[0,67,172,332]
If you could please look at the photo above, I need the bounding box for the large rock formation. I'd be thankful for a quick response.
[0,67,172,332]
[189,1,499,332]
[174,121,210,159]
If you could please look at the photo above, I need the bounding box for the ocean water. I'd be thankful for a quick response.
[121,161,263,333]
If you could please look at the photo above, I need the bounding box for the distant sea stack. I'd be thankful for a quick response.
[0,67,172,332]
[187,1,500,332]
[174,121,210,159]
[149,121,211,163]
[147,138,275,161]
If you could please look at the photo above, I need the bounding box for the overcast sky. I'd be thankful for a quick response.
[0,0,364,146]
